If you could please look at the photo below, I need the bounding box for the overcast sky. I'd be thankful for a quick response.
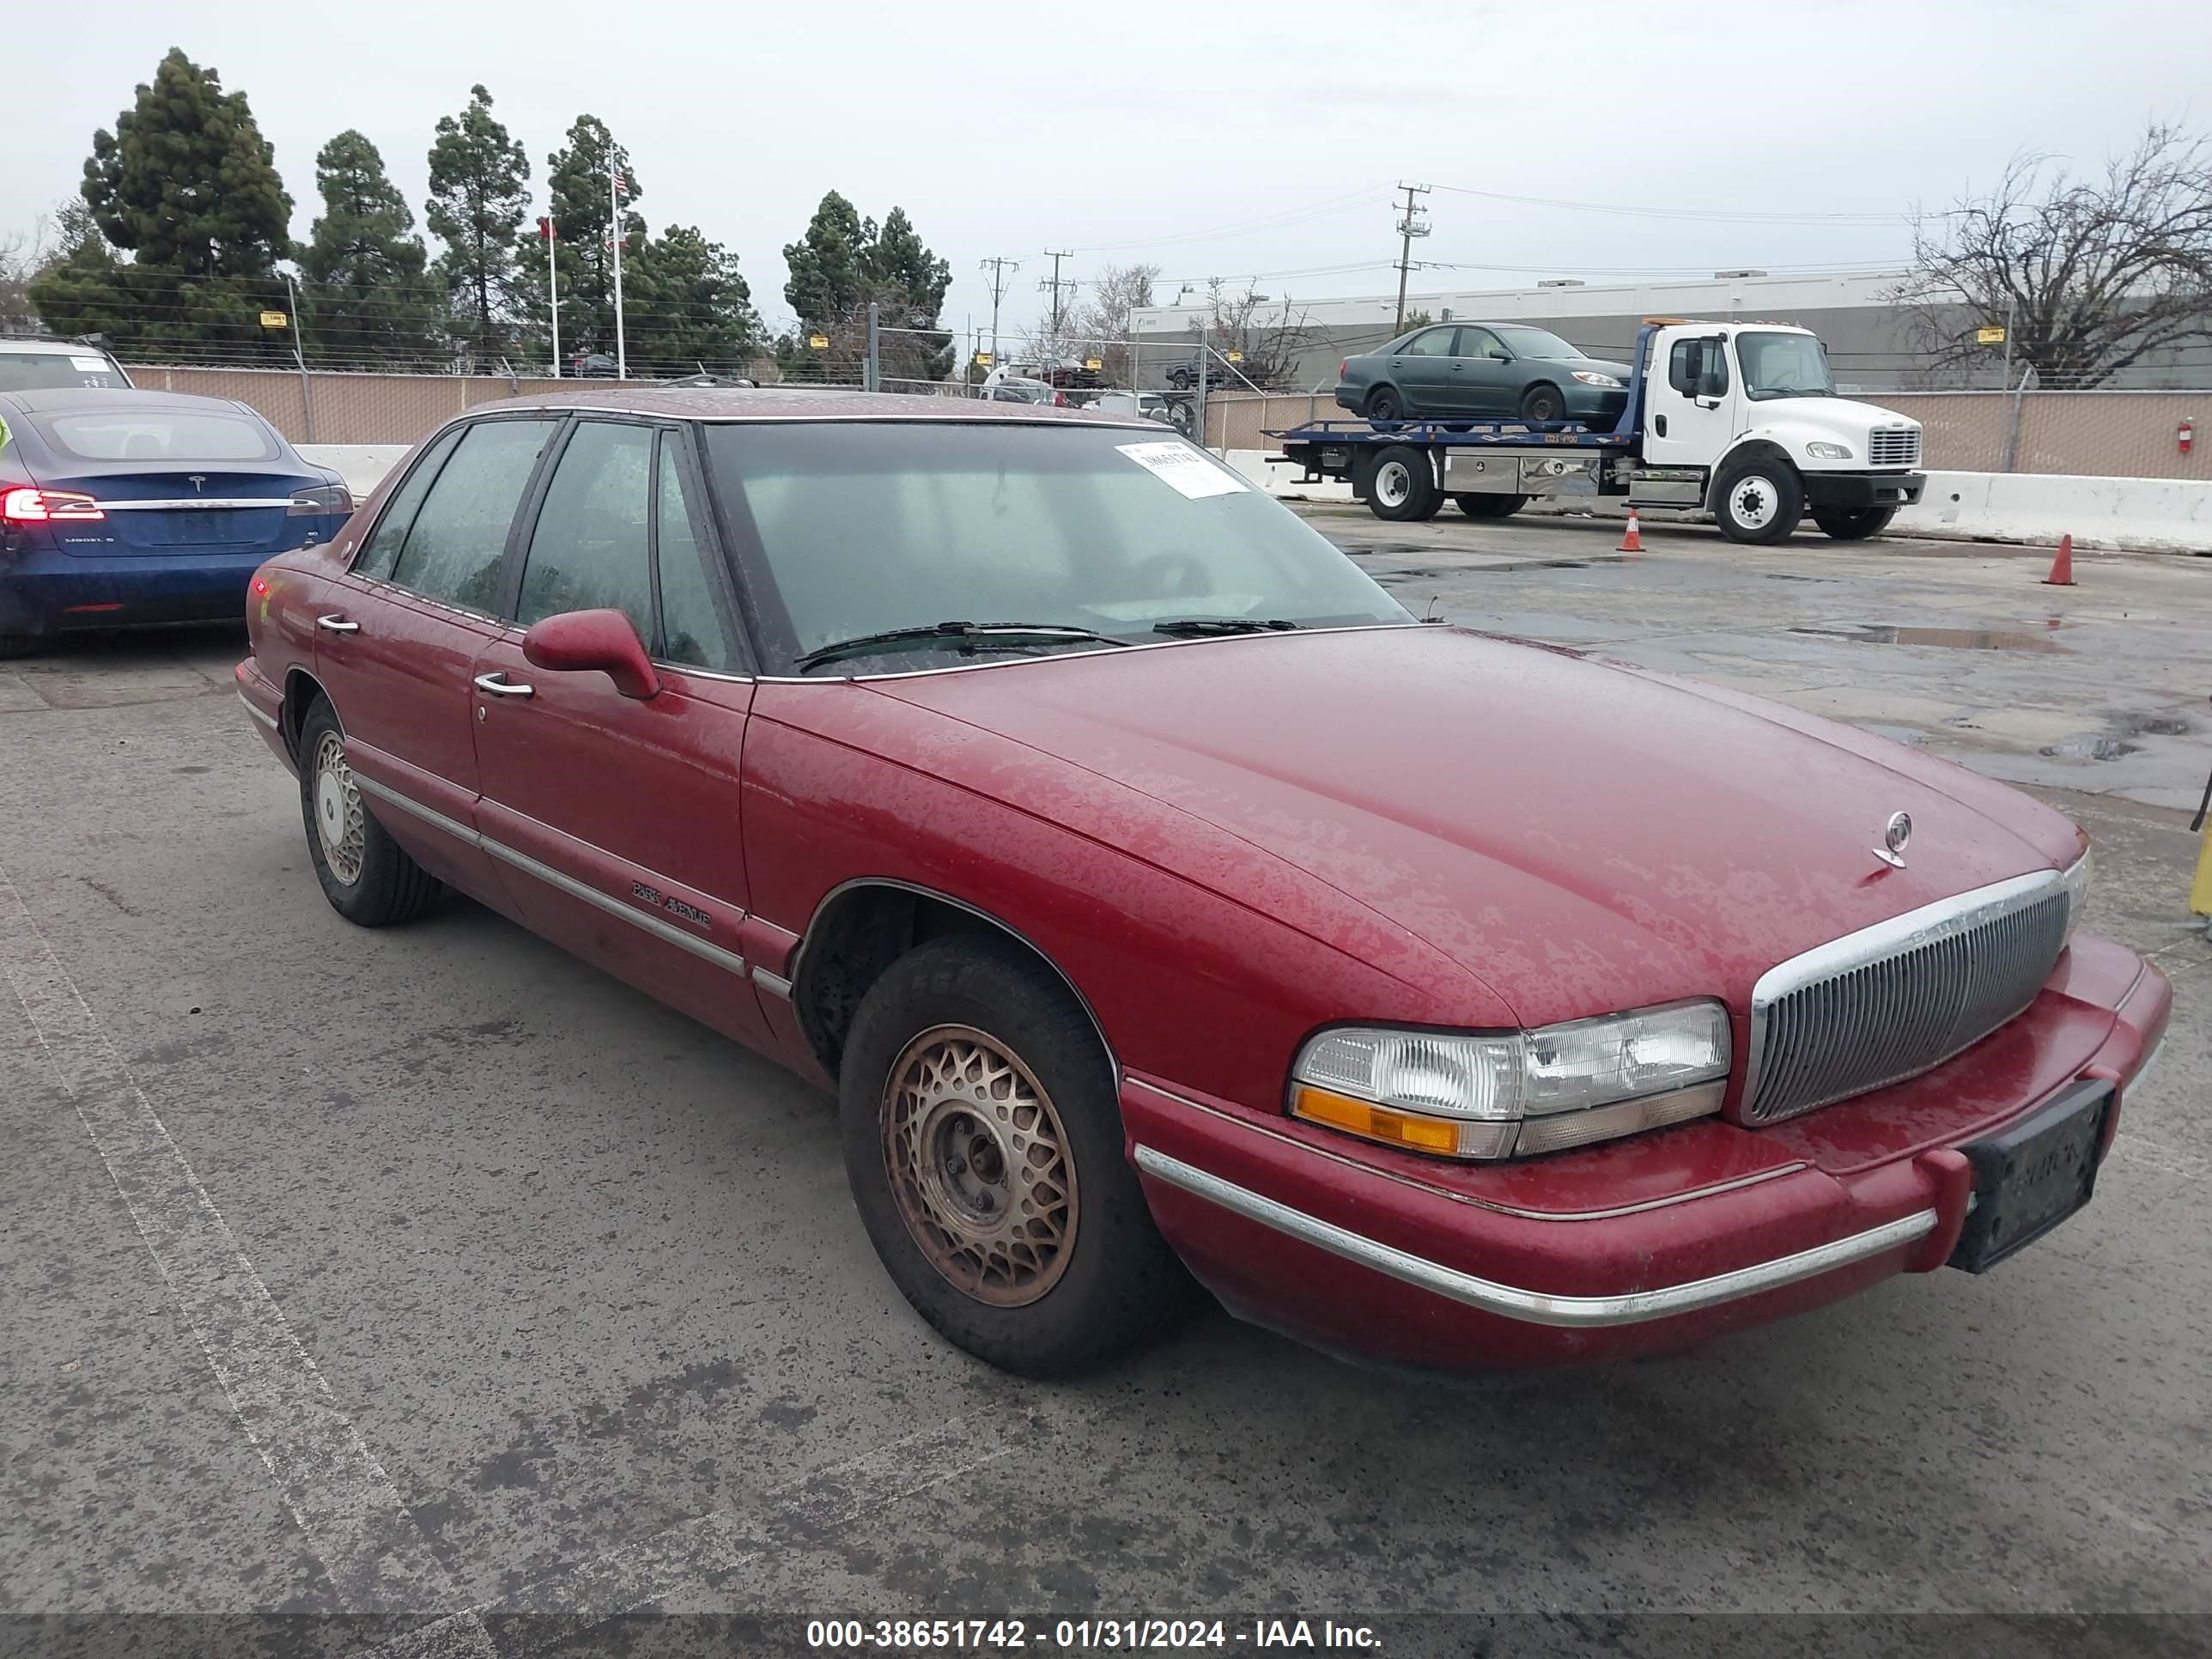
[9,0,2207,343]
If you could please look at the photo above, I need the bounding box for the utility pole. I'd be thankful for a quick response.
[978,256,1020,362]
[1040,249,1076,344]
[1392,182,1431,335]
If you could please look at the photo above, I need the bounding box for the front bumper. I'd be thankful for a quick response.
[1126,934,2168,1370]
[1801,469,1926,514]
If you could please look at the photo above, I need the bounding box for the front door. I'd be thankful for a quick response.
[1450,326,1519,416]
[1639,331,1740,469]
[311,416,562,902]
[468,419,769,1045]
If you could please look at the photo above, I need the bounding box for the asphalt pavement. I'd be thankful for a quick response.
[1,515,2207,1657]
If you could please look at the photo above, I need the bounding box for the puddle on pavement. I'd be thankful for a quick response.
[2040,736,2139,761]
[2039,709,2192,761]
[1789,622,2069,653]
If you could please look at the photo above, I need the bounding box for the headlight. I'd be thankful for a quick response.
[1291,1000,1731,1161]
[1805,441,1853,461]
[1571,371,1623,387]
[2060,846,2092,939]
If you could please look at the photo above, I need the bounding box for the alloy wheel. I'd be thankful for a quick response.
[881,1024,1079,1307]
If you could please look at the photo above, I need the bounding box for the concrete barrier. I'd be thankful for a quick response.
[301,444,410,497]
[1223,449,2212,553]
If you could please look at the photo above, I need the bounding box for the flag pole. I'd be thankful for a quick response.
[543,216,560,377]
[610,158,627,380]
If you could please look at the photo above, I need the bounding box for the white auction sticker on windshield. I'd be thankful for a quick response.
[69,357,109,374]
[1116,441,1249,500]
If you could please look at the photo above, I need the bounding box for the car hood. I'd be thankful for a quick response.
[1555,355,1633,382]
[878,626,2081,1026]
[1744,394,1917,433]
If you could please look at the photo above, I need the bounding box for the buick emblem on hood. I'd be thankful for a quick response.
[1873,810,1912,869]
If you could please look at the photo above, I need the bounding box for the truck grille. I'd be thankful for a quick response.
[1742,872,2070,1125]
[1867,425,1920,468]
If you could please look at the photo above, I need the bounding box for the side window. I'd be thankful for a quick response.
[352,427,461,582]
[653,435,733,671]
[1457,326,1504,361]
[1401,329,1454,358]
[515,421,654,639]
[1668,337,1729,397]
[390,419,557,611]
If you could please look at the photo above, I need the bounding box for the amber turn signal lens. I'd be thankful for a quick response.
[1291,1084,1462,1154]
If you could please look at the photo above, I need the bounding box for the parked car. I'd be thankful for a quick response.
[0,336,134,392]
[1080,390,1181,427]
[235,387,2166,1379]
[0,388,352,657]
[1335,322,1634,426]
[986,376,1066,406]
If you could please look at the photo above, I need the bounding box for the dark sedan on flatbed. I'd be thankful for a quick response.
[237,386,2167,1378]
[1335,322,1635,426]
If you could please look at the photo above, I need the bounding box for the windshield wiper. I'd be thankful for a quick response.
[793,620,1128,673]
[1151,617,1301,638]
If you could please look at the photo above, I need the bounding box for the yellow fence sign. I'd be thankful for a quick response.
[1975,325,2006,345]
[260,311,289,329]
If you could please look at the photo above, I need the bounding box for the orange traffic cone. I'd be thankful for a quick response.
[2042,534,2075,586]
[1619,510,1643,553]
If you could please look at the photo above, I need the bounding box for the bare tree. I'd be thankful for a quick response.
[1069,262,1159,382]
[1895,121,2212,388]
[1187,278,1321,391]
[0,202,100,333]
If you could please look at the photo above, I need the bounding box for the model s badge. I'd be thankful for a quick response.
[1873,811,1912,870]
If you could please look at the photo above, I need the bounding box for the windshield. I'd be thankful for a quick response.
[706,421,1413,671]
[1737,331,1836,400]
[0,349,128,392]
[1492,325,1580,361]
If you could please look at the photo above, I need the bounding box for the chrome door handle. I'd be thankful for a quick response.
[315,614,361,634]
[473,672,533,698]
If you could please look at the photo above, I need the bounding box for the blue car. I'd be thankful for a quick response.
[0,388,352,657]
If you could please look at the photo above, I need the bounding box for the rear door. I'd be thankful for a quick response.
[1387,326,1458,414]
[312,416,563,901]
[468,419,768,1043]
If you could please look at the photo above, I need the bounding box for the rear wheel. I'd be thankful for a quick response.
[1367,444,1437,521]
[1364,386,1404,424]
[1712,457,1804,545]
[1455,493,1528,520]
[0,635,40,660]
[1518,384,1565,423]
[1813,504,1898,541]
[839,937,1189,1376]
[297,699,441,927]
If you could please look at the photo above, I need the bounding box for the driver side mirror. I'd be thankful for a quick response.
[521,609,660,700]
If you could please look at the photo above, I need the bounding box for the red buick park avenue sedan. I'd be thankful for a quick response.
[237,389,2171,1377]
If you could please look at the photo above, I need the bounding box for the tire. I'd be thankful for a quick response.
[1712,455,1805,545]
[1518,384,1565,423]
[1366,444,1437,521]
[839,936,1190,1377]
[296,698,441,927]
[1167,369,1192,390]
[1455,493,1528,520]
[0,635,41,660]
[1363,386,1404,424]
[1813,504,1898,541]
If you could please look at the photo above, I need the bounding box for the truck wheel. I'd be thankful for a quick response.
[1364,386,1405,425]
[1368,445,1437,521]
[839,936,1191,1376]
[1813,504,1898,541]
[1518,385,1565,423]
[1455,493,1528,520]
[1167,369,1192,389]
[1713,458,1803,544]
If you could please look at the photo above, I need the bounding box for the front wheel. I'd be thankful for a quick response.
[297,699,442,926]
[839,938,1190,1377]
[1366,444,1437,521]
[1518,384,1565,423]
[1455,493,1528,520]
[1813,503,1898,541]
[1712,458,1804,544]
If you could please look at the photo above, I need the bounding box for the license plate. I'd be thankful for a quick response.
[1948,1079,2111,1273]
[170,510,228,543]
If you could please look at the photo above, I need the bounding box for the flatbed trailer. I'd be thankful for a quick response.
[1269,319,1927,544]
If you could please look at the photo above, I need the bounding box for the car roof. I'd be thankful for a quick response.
[0,337,117,356]
[467,384,1146,426]
[0,386,268,417]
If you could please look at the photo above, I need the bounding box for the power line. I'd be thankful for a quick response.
[1060,184,1389,253]
[977,255,1019,359]
[1426,180,1908,226]
[1038,250,1076,338]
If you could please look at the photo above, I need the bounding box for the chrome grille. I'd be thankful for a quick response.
[1743,872,2070,1124]
[1867,425,1920,467]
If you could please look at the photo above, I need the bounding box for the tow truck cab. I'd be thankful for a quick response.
[1634,319,1925,542]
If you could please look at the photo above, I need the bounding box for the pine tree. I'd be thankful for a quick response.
[426,85,532,371]
[33,48,294,358]
[781,191,872,332]
[300,131,443,367]
[781,194,954,384]
[535,115,643,362]
[629,226,760,374]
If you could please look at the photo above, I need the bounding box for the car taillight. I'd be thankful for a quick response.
[1340,360,1347,378]
[2,487,104,523]
[288,483,354,516]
